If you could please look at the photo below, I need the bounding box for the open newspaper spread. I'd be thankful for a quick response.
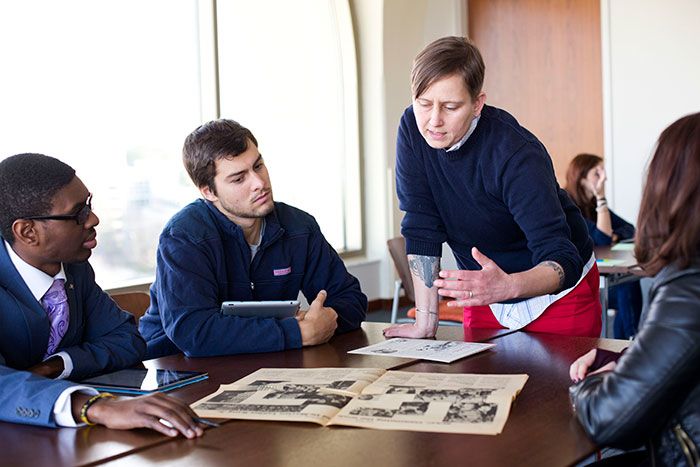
[192,368,528,435]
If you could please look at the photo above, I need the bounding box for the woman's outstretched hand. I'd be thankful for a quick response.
[434,247,516,306]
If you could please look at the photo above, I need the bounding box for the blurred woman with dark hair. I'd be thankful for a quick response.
[569,112,700,466]
[565,154,643,339]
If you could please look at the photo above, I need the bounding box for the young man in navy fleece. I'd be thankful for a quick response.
[139,119,367,358]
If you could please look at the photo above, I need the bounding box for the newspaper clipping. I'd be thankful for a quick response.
[192,368,527,435]
[348,338,495,363]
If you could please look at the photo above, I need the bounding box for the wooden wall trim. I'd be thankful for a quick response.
[468,0,604,183]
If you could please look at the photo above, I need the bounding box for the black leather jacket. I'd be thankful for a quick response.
[570,260,700,467]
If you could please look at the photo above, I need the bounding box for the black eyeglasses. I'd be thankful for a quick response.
[23,194,93,225]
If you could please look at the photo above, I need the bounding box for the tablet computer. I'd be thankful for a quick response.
[80,369,208,395]
[221,300,300,319]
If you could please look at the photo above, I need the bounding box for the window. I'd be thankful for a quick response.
[216,0,361,253]
[0,0,361,287]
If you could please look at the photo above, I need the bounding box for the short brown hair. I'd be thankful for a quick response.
[182,119,258,193]
[411,36,485,100]
[635,112,700,275]
[565,153,604,220]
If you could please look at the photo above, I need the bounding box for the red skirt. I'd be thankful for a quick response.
[463,264,602,337]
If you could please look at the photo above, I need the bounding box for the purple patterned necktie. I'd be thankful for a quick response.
[41,278,70,357]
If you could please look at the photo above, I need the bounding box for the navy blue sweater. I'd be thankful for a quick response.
[396,105,592,293]
[584,208,635,246]
[139,200,367,358]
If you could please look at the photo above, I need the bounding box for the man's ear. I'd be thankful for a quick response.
[473,91,487,116]
[11,219,40,247]
[200,184,218,203]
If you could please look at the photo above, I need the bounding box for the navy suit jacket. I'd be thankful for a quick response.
[0,240,146,427]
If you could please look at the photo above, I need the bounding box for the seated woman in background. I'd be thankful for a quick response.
[565,154,643,339]
[569,112,700,467]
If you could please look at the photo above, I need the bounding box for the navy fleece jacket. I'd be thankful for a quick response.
[139,200,367,358]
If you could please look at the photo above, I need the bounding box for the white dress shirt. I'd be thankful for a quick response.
[4,241,97,426]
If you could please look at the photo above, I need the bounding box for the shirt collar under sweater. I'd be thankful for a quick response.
[446,114,481,152]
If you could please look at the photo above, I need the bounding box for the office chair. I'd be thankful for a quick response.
[110,291,151,320]
[386,237,463,326]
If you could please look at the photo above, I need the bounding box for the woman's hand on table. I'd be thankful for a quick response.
[383,321,437,339]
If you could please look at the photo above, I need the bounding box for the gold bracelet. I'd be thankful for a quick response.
[80,392,116,425]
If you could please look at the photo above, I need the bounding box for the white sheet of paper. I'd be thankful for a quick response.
[611,242,635,251]
[348,338,495,363]
[596,258,628,266]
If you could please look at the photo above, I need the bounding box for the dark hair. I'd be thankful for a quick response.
[564,153,603,220]
[411,36,485,101]
[635,112,700,275]
[182,119,258,193]
[0,153,76,244]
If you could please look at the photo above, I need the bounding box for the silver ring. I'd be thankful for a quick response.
[468,290,473,299]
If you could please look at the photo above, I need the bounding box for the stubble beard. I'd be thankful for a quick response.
[222,195,275,220]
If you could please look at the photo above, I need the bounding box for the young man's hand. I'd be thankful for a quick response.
[72,392,206,439]
[28,356,65,379]
[298,290,338,346]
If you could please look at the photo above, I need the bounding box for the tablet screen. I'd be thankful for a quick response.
[221,300,300,319]
[80,369,205,391]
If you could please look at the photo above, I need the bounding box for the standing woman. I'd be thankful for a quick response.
[384,36,601,339]
[566,154,643,339]
[569,112,700,466]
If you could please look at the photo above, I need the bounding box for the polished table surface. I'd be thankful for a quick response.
[94,328,626,467]
[0,323,510,467]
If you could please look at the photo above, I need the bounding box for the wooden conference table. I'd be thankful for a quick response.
[2,323,627,467]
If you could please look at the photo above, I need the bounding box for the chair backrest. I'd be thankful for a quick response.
[110,291,151,320]
[386,236,415,303]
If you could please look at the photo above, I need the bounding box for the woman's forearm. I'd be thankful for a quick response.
[408,254,441,333]
[510,261,564,298]
[595,197,613,237]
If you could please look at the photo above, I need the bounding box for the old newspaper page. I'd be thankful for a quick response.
[192,367,386,425]
[328,371,528,435]
[348,338,495,363]
[192,368,527,434]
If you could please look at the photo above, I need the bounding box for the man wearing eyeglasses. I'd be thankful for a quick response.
[0,153,204,438]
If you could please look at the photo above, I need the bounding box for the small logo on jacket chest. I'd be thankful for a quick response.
[273,267,292,276]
